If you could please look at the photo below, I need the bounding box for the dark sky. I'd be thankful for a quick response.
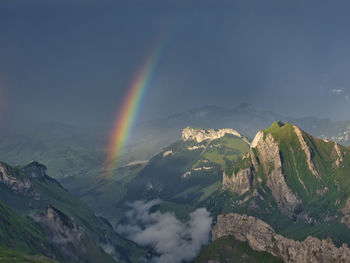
[1,0,350,127]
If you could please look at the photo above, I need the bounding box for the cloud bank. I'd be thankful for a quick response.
[117,200,212,263]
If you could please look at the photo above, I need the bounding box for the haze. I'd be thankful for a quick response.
[1,0,350,128]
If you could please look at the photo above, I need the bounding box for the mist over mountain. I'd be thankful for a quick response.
[2,1,350,262]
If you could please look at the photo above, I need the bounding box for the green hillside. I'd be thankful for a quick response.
[62,128,250,222]
[201,122,350,247]
[0,248,58,263]
[0,161,146,262]
[196,236,282,263]
[0,199,60,260]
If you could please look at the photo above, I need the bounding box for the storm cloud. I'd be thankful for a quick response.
[117,200,212,263]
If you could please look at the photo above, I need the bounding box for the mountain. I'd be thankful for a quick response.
[0,161,146,262]
[127,104,350,165]
[198,121,350,262]
[0,198,61,262]
[0,105,349,190]
[66,127,251,222]
[198,213,350,263]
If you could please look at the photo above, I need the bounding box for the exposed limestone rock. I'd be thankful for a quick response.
[187,145,206,150]
[341,198,350,229]
[182,171,191,178]
[334,142,344,168]
[250,130,263,148]
[212,213,350,263]
[293,126,320,179]
[182,127,248,143]
[193,166,214,171]
[0,164,32,192]
[162,150,174,157]
[222,168,253,196]
[252,133,280,174]
[267,168,302,216]
[251,132,301,216]
[34,205,91,262]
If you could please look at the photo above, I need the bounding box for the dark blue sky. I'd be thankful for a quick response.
[1,0,350,127]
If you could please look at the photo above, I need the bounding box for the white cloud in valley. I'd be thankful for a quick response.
[117,199,212,263]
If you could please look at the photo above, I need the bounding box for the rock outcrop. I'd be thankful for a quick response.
[34,205,91,262]
[334,142,344,168]
[227,129,301,217]
[162,150,174,157]
[212,213,350,263]
[222,168,253,196]
[293,126,320,179]
[0,161,59,197]
[0,163,32,192]
[182,127,248,143]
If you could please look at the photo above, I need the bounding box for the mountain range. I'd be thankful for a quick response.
[1,104,349,181]
[1,106,350,262]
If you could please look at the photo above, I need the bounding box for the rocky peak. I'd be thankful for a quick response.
[252,129,301,216]
[22,161,48,179]
[0,163,32,192]
[182,126,246,143]
[212,213,350,263]
[222,122,302,218]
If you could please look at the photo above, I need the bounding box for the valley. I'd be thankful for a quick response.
[2,118,350,262]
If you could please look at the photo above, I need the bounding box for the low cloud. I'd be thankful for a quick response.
[117,200,212,263]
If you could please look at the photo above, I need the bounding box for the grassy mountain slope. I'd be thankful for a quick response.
[196,236,282,263]
[119,129,250,218]
[0,161,146,262]
[0,199,61,261]
[67,128,250,222]
[196,122,350,262]
[201,121,350,247]
[0,248,58,263]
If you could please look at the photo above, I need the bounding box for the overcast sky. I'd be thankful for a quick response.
[1,0,350,127]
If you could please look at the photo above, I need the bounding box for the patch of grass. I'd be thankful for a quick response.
[196,236,283,263]
[0,248,58,263]
[199,181,221,201]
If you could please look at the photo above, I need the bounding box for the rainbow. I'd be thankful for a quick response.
[104,48,161,177]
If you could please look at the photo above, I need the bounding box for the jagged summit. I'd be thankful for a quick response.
[223,121,350,223]
[182,126,248,143]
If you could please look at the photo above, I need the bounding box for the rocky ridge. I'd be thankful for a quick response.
[251,131,302,216]
[222,125,302,217]
[0,163,32,192]
[222,168,253,196]
[182,126,249,144]
[293,126,320,179]
[212,213,350,263]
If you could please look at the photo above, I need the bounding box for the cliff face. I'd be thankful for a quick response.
[251,131,302,216]
[0,163,32,192]
[212,213,350,263]
[34,205,104,263]
[182,126,248,143]
[222,125,302,218]
[222,168,253,196]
